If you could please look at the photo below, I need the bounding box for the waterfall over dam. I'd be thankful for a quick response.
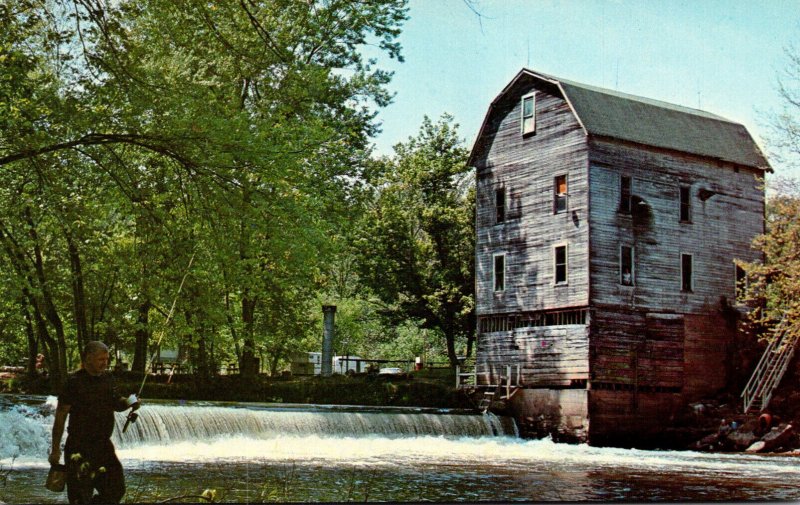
[0,396,516,462]
[112,403,516,447]
[2,395,799,503]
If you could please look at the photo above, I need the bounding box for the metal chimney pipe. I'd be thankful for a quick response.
[321,305,336,376]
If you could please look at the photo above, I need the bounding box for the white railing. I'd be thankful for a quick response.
[455,360,482,388]
[456,363,522,399]
[741,320,798,413]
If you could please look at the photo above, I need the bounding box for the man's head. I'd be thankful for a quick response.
[82,341,110,376]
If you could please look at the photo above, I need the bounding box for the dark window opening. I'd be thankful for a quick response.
[620,176,632,213]
[494,254,505,292]
[554,175,568,214]
[478,308,589,333]
[735,263,747,300]
[680,186,691,222]
[620,245,634,286]
[555,245,567,284]
[495,188,505,224]
[681,254,693,292]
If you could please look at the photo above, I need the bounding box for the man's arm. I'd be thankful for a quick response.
[114,395,128,412]
[111,377,139,412]
[49,403,70,466]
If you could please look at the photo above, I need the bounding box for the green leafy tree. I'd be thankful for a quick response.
[738,178,800,344]
[354,115,475,367]
[1,0,408,387]
[738,40,800,345]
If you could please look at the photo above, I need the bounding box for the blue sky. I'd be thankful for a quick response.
[368,0,800,178]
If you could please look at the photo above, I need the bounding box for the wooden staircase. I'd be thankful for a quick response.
[457,362,522,413]
[477,386,497,413]
[741,319,798,414]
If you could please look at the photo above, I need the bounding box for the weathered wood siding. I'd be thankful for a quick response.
[474,77,589,318]
[586,139,764,410]
[477,324,590,386]
[683,310,734,400]
[471,71,766,444]
[590,308,684,389]
[587,140,764,311]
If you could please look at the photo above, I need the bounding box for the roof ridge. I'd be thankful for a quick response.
[523,68,735,124]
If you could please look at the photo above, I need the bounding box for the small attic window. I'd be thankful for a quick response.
[521,93,536,135]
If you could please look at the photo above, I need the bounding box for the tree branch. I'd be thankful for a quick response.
[0,133,197,168]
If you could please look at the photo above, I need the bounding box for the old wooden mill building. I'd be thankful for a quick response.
[466,69,770,446]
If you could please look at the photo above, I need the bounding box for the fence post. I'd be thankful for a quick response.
[506,365,511,399]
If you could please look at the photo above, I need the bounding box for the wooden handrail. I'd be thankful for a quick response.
[456,363,523,392]
[741,320,797,413]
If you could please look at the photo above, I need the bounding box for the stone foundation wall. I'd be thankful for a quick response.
[587,389,684,447]
[510,388,589,443]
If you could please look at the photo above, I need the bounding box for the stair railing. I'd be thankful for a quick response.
[741,318,797,413]
[456,362,522,392]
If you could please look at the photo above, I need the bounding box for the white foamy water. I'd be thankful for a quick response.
[2,395,798,486]
[113,433,800,478]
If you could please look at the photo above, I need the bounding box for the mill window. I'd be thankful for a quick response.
[554,245,568,285]
[680,186,692,222]
[554,175,568,214]
[681,253,693,292]
[521,93,536,135]
[735,263,747,300]
[620,245,634,286]
[493,253,506,292]
[620,176,632,214]
[495,188,506,224]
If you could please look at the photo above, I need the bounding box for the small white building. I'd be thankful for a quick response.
[289,352,322,375]
[332,355,364,375]
[289,352,364,375]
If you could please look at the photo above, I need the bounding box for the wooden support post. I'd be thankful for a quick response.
[506,365,511,399]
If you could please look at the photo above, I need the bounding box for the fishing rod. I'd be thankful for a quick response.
[123,251,196,433]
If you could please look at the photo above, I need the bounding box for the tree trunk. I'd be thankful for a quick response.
[465,313,476,359]
[185,309,211,384]
[0,217,66,387]
[21,285,63,388]
[22,301,38,377]
[240,296,259,379]
[131,301,151,374]
[197,332,210,379]
[27,211,68,385]
[269,352,281,377]
[65,230,89,352]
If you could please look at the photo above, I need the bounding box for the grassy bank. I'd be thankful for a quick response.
[0,368,473,409]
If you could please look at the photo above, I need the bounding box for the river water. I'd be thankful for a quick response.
[1,394,799,503]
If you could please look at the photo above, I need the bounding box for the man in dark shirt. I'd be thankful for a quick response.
[49,341,139,504]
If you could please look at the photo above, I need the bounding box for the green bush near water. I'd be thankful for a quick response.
[0,370,472,409]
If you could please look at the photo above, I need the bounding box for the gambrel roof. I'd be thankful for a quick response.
[470,69,771,171]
